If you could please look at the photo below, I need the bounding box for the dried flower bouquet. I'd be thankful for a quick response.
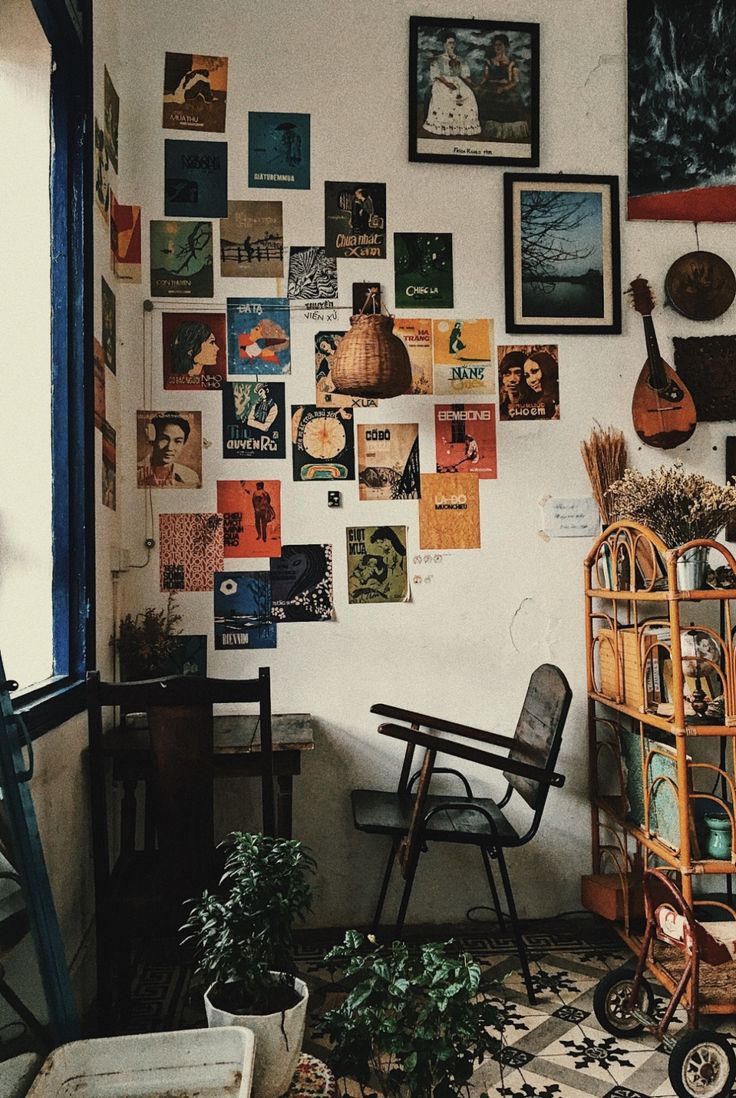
[606,464,736,548]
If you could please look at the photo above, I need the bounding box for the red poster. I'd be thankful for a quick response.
[217,479,281,558]
[434,403,497,479]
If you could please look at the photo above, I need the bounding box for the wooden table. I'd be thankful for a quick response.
[101,713,313,844]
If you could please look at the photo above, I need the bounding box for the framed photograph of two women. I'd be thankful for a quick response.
[409,16,539,166]
[504,174,622,335]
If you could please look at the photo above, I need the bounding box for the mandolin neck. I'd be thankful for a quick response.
[642,314,666,390]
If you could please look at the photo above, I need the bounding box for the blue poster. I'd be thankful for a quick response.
[248,112,310,190]
[214,571,276,650]
[221,380,286,459]
[226,297,291,376]
[165,139,228,218]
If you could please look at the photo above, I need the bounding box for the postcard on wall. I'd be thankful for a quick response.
[270,544,334,622]
[346,525,409,604]
[214,571,276,650]
[103,66,119,174]
[434,404,497,479]
[291,405,355,481]
[497,344,560,420]
[314,331,378,409]
[163,312,226,391]
[150,220,214,298]
[94,338,105,430]
[221,380,286,459]
[220,200,284,278]
[94,117,110,222]
[101,420,116,511]
[352,282,382,315]
[393,318,433,394]
[324,181,386,259]
[164,140,228,218]
[541,497,599,538]
[163,53,228,132]
[159,635,207,676]
[287,246,338,301]
[217,479,282,559]
[394,233,453,309]
[136,410,202,489]
[418,473,480,550]
[101,277,116,373]
[248,111,310,190]
[357,423,420,500]
[226,297,291,376]
[432,318,494,394]
[110,195,141,282]
[159,512,224,592]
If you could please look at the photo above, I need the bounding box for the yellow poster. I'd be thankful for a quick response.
[418,473,480,550]
[432,318,495,396]
[393,317,433,394]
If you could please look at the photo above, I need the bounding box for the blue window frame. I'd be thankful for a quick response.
[14,0,93,736]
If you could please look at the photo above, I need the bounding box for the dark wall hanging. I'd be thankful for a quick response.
[665,251,736,320]
[673,335,736,420]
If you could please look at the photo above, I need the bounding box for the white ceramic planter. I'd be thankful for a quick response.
[205,975,308,1098]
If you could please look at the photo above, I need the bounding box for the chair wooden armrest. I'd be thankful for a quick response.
[377,722,565,788]
[370,703,513,749]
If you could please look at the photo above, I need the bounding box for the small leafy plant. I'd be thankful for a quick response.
[319,931,503,1098]
[113,592,182,680]
[181,831,316,1015]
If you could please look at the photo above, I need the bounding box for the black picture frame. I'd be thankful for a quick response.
[409,16,539,167]
[504,173,622,335]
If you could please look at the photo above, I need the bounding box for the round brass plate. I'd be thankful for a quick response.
[665,250,736,321]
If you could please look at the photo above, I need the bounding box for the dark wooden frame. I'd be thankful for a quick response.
[408,15,539,167]
[504,173,622,335]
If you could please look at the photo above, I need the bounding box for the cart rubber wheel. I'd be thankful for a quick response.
[592,966,654,1037]
[668,1029,736,1098]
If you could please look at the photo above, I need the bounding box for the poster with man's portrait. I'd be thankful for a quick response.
[497,344,560,421]
[217,479,282,559]
[221,380,286,459]
[136,410,203,488]
[324,182,386,259]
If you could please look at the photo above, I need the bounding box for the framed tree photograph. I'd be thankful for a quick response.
[409,16,539,167]
[504,173,621,334]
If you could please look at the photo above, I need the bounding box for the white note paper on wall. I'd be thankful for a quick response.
[541,497,600,538]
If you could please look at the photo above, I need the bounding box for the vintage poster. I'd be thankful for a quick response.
[101,420,116,511]
[110,195,141,282]
[214,571,276,650]
[163,312,226,391]
[315,332,378,409]
[226,297,290,376]
[434,404,497,479]
[221,380,286,459]
[103,66,119,174]
[628,2,736,221]
[217,479,282,559]
[163,53,228,132]
[291,405,355,481]
[432,319,494,395]
[324,181,387,259]
[270,544,334,622]
[418,473,480,549]
[352,282,382,315]
[220,200,284,278]
[393,318,433,394]
[287,246,338,301]
[248,111,310,190]
[150,220,214,298]
[159,513,224,592]
[394,233,453,309]
[94,337,105,430]
[94,117,110,222]
[346,525,409,604]
[101,277,116,373]
[497,344,560,420]
[164,140,228,218]
[159,635,207,676]
[357,423,420,500]
[136,411,202,489]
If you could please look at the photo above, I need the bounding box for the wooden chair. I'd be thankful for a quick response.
[86,668,274,1030]
[351,663,571,1004]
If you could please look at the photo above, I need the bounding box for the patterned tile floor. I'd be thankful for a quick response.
[126,918,736,1098]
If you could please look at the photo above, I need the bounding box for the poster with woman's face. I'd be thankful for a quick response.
[346,525,409,604]
[497,343,560,421]
[163,312,226,390]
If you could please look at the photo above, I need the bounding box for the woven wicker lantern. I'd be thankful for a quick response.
[330,312,412,399]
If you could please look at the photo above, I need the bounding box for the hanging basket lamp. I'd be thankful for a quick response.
[330,295,412,398]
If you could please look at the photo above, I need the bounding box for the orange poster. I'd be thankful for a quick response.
[217,479,281,558]
[418,473,480,550]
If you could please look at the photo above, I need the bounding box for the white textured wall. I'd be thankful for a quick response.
[95,0,736,928]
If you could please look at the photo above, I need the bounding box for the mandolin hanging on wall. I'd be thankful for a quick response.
[628,276,697,449]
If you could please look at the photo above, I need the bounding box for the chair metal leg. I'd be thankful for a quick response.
[372,839,399,932]
[495,846,536,1005]
[480,846,506,930]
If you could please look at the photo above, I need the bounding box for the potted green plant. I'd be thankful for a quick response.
[181,831,316,1098]
[319,931,503,1098]
[112,592,182,680]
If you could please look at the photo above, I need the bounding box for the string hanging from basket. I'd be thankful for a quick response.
[330,293,412,399]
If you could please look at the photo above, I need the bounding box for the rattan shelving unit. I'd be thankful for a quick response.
[584,520,736,1014]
